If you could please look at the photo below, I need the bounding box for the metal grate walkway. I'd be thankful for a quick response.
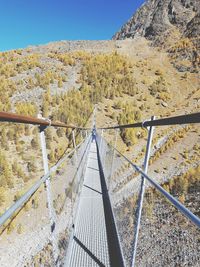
[66,140,110,267]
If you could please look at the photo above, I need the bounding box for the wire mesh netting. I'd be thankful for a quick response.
[0,182,51,267]
[135,180,200,267]
[50,135,91,265]
[97,134,139,266]
[0,133,91,267]
[97,133,200,267]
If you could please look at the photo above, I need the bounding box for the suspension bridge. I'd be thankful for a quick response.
[0,111,199,267]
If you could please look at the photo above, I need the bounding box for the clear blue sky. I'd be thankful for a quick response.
[0,0,145,51]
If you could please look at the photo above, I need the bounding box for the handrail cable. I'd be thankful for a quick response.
[99,112,200,130]
[0,111,89,130]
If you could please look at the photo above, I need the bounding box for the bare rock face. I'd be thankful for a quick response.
[185,13,200,38]
[113,0,199,40]
[113,0,200,72]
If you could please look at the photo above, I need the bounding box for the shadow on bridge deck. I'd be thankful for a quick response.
[65,140,110,267]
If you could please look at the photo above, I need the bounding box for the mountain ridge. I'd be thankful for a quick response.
[113,0,199,40]
[113,0,200,72]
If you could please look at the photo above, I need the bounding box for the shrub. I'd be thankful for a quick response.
[58,78,63,88]
[27,161,37,173]
[0,187,5,203]
[17,223,23,234]
[7,222,15,234]
[31,135,39,150]
[15,102,37,116]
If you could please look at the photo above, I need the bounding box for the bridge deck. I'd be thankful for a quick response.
[66,140,110,267]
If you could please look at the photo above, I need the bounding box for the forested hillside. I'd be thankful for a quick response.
[0,39,199,250]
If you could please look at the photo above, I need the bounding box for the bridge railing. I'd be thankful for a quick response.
[97,112,200,267]
[0,111,91,266]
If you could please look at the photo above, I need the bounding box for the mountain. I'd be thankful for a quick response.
[113,0,199,40]
[113,0,200,72]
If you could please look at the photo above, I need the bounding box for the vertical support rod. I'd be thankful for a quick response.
[93,104,97,129]
[80,130,83,141]
[40,126,58,264]
[109,129,118,188]
[72,129,76,149]
[72,129,80,184]
[100,129,104,155]
[84,131,86,141]
[131,116,155,267]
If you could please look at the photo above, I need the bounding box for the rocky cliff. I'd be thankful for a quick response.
[113,0,199,40]
[113,0,200,71]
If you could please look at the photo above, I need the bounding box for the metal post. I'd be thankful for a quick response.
[93,104,96,129]
[102,135,106,170]
[72,129,81,183]
[84,130,88,140]
[72,130,76,149]
[80,130,83,141]
[100,129,104,155]
[109,129,118,188]
[39,126,58,264]
[131,116,155,267]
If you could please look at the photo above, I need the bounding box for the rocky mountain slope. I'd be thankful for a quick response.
[113,0,200,71]
[113,0,199,40]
